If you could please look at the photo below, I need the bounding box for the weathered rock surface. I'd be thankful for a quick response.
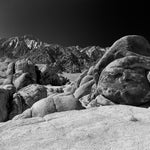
[94,35,150,84]
[13,93,84,120]
[45,85,64,96]
[15,59,37,82]
[74,79,95,99]
[89,35,150,106]
[14,73,35,90]
[53,94,83,112]
[0,84,15,122]
[9,84,47,119]
[40,66,69,86]
[97,56,150,105]
[2,62,14,85]
[74,70,88,88]
[1,105,150,150]
[2,75,13,85]
[86,95,115,108]
[79,75,93,86]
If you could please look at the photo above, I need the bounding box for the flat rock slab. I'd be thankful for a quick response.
[1,105,150,150]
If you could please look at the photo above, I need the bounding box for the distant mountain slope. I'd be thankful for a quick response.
[0,35,107,73]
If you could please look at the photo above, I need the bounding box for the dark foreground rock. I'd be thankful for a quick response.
[1,105,150,150]
[9,84,48,119]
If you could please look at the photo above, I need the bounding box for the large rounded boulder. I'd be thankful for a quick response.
[2,62,15,85]
[97,56,150,106]
[13,93,84,119]
[63,83,77,95]
[53,94,83,112]
[16,84,47,107]
[86,95,115,108]
[94,35,150,83]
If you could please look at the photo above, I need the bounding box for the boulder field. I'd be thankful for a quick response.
[1,35,150,149]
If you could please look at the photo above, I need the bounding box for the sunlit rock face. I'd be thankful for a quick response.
[1,105,150,150]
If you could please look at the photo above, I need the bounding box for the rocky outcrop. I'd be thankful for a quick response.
[94,35,150,84]
[2,34,150,149]
[0,59,71,121]
[79,75,93,86]
[74,70,88,88]
[13,93,84,120]
[0,84,16,122]
[1,105,150,150]
[1,58,70,88]
[14,73,35,90]
[96,56,150,105]
[6,62,15,76]
[39,64,69,85]
[63,83,77,95]
[14,59,37,82]
[0,61,10,85]
[45,85,64,95]
[89,35,150,107]
[74,79,95,99]
[9,84,47,119]
[86,95,115,108]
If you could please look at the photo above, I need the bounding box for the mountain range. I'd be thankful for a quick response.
[0,35,107,73]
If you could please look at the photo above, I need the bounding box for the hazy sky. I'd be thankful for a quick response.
[0,0,149,47]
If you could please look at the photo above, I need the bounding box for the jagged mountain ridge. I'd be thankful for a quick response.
[0,35,107,73]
